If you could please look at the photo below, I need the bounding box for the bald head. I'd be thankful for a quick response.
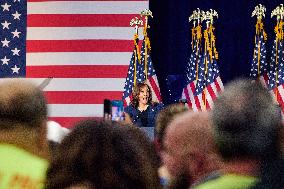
[166,111,215,154]
[162,111,220,182]
[0,79,47,129]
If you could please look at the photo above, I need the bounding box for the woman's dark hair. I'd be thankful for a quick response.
[46,120,161,189]
[130,82,153,108]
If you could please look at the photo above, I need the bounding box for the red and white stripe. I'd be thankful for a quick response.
[26,0,148,128]
[182,76,224,112]
[260,73,284,116]
[258,73,269,87]
[146,75,162,103]
[182,81,200,111]
[272,84,284,113]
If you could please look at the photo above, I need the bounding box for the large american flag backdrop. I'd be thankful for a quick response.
[1,0,148,128]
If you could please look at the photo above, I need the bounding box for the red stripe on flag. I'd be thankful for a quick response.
[196,95,203,111]
[202,91,209,110]
[48,117,103,129]
[275,86,284,113]
[28,14,140,27]
[148,77,162,102]
[206,84,217,101]
[274,88,282,105]
[274,88,284,113]
[189,82,201,110]
[26,40,133,52]
[214,79,222,93]
[183,87,193,110]
[206,99,211,110]
[44,91,123,104]
[26,65,128,78]
[263,73,269,86]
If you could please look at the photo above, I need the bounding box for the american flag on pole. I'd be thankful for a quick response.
[194,26,223,111]
[267,20,284,112]
[182,24,223,111]
[194,44,209,110]
[181,26,203,111]
[249,19,268,85]
[141,36,162,103]
[122,13,162,105]
[0,0,148,128]
[194,50,223,111]
[122,35,145,106]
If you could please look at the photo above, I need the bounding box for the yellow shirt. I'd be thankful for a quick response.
[194,174,257,189]
[0,144,48,189]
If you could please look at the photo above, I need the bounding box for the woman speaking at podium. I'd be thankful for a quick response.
[124,83,163,140]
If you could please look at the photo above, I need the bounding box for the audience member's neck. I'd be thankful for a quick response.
[186,150,221,185]
[0,125,49,160]
[222,158,260,177]
[191,161,219,186]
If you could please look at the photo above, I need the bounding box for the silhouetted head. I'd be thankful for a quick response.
[212,79,281,161]
[46,120,161,189]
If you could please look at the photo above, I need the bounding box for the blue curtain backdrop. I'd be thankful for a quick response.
[149,0,283,104]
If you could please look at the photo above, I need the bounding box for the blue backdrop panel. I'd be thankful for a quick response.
[149,0,283,104]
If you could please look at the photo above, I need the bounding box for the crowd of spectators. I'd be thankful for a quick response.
[0,78,283,189]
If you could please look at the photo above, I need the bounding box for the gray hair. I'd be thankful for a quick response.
[212,79,281,160]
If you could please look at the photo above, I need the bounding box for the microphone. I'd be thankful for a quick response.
[38,77,53,90]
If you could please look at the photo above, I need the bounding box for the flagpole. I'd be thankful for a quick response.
[203,28,208,110]
[191,8,207,111]
[203,21,211,110]
[141,9,153,81]
[195,9,204,82]
[130,17,143,87]
[190,9,203,92]
[271,5,283,103]
[202,9,218,110]
[252,4,267,81]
